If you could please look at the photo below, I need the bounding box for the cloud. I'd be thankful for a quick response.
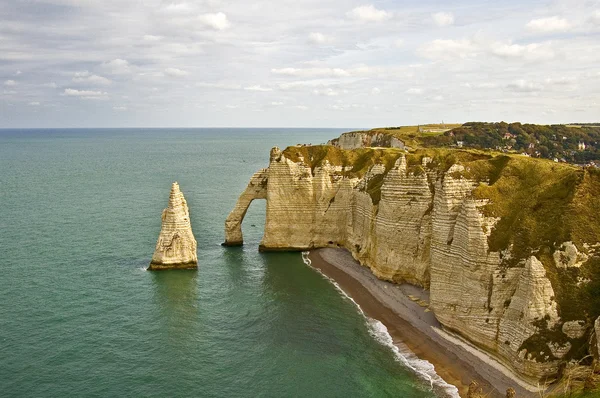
[295,105,308,111]
[164,67,189,77]
[113,106,127,111]
[196,82,242,90]
[63,88,108,99]
[42,82,58,88]
[308,32,333,45]
[505,79,543,92]
[491,42,555,62]
[526,16,571,33]
[432,12,454,27]
[432,95,444,101]
[244,85,272,91]
[73,71,111,85]
[419,39,478,59]
[405,88,423,94]
[143,35,162,42]
[347,5,392,22]
[28,101,40,106]
[313,88,339,96]
[198,12,230,30]
[101,59,131,75]
[271,66,370,78]
[270,101,284,106]
[371,87,381,95]
[15,70,22,75]
[4,80,17,86]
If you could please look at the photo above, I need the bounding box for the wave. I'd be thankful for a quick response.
[301,251,459,398]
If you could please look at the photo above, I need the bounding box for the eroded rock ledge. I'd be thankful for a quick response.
[224,141,600,387]
[149,182,197,270]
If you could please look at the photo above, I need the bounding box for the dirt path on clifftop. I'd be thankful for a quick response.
[307,248,537,398]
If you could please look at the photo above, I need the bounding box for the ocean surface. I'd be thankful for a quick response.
[0,128,442,397]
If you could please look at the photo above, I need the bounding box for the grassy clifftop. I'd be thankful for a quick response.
[335,122,600,164]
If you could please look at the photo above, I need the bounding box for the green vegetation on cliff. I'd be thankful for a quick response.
[344,122,600,164]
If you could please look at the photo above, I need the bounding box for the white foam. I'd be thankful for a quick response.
[301,251,460,398]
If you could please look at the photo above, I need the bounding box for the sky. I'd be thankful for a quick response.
[1,0,599,128]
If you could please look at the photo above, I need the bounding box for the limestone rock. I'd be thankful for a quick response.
[148,182,197,270]
[328,131,405,149]
[554,241,588,269]
[223,169,268,246]
[562,320,587,339]
[225,144,599,383]
[467,381,484,398]
[547,341,572,359]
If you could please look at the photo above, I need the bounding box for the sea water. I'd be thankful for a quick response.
[0,128,439,397]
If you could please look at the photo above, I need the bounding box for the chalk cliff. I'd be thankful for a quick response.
[149,182,197,270]
[225,138,600,385]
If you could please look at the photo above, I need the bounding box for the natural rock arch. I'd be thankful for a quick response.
[222,169,268,246]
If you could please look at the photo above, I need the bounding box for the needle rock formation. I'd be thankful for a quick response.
[148,182,198,271]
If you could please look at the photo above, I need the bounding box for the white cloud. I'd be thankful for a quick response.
[432,95,444,101]
[491,42,555,62]
[73,71,111,85]
[394,39,405,48]
[143,35,162,42]
[198,12,230,30]
[526,16,571,33]
[113,106,127,111]
[405,88,423,94]
[244,85,272,91]
[4,80,17,86]
[15,70,22,75]
[162,3,194,14]
[505,79,543,92]
[271,66,370,78]
[270,101,284,106]
[419,39,478,59]
[371,87,381,94]
[63,88,108,99]
[592,10,600,24]
[313,88,339,96]
[164,67,189,77]
[432,12,454,27]
[196,82,242,90]
[347,5,392,22]
[42,82,58,88]
[295,105,308,111]
[308,32,333,45]
[101,59,131,75]
[28,101,40,106]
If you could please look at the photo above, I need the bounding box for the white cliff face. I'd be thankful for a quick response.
[329,131,405,150]
[149,182,197,270]
[225,146,598,383]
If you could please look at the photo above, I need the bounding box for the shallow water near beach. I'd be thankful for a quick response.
[1,128,439,397]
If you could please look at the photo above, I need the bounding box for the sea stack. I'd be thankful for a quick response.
[148,182,198,270]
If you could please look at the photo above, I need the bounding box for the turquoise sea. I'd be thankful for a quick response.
[0,128,443,397]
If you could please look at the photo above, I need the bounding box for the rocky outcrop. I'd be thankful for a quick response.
[149,182,197,270]
[225,142,600,384]
[223,169,268,246]
[328,131,405,149]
